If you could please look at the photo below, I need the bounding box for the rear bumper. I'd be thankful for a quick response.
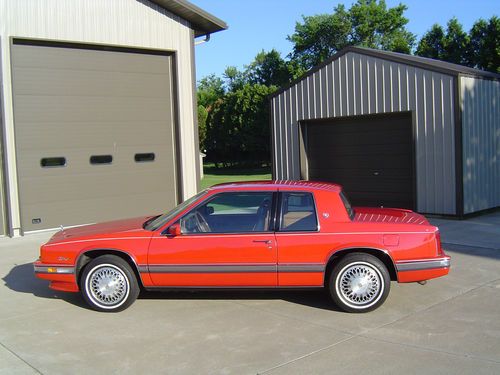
[34,261,79,292]
[396,256,451,283]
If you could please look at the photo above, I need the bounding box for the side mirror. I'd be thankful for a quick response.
[167,223,182,236]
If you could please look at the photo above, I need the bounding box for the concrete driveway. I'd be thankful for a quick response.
[1,211,499,374]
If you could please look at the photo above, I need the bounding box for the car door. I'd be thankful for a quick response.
[275,191,326,287]
[148,191,278,286]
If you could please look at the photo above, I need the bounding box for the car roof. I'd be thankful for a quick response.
[207,180,342,193]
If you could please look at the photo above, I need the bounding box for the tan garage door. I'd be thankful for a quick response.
[11,41,179,232]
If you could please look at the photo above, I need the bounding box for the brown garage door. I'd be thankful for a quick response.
[304,112,415,209]
[11,41,179,231]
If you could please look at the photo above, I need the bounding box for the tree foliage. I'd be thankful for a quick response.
[288,0,415,69]
[416,16,499,73]
[469,16,500,73]
[205,84,276,167]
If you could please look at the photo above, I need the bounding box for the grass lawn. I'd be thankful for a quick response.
[200,164,271,189]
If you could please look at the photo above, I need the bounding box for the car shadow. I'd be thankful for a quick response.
[140,289,342,312]
[2,263,90,310]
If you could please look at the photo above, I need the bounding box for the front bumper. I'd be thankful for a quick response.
[34,261,79,292]
[395,256,451,283]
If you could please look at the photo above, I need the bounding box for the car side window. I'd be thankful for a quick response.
[279,192,318,232]
[180,192,274,234]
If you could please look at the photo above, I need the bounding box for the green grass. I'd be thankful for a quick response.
[200,164,272,190]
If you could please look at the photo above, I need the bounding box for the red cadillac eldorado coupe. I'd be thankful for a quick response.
[34,181,450,313]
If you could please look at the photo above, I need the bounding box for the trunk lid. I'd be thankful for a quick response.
[353,207,429,225]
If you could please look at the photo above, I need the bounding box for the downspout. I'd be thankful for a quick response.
[195,34,211,46]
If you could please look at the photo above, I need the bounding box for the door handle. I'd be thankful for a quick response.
[253,240,272,244]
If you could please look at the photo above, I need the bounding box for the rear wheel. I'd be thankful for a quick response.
[80,255,139,312]
[328,253,390,313]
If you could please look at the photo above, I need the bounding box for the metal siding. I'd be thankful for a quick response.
[0,0,197,234]
[271,51,457,214]
[461,76,500,214]
[0,41,6,235]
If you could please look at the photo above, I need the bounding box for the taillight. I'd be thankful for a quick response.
[435,231,443,256]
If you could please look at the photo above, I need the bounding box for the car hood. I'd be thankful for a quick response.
[46,215,154,244]
[353,207,430,225]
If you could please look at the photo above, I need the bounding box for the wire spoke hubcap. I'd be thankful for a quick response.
[89,266,128,306]
[339,264,381,305]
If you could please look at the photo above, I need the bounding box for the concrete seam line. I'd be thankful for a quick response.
[257,336,356,375]
[357,334,500,365]
[229,300,354,336]
[0,341,44,374]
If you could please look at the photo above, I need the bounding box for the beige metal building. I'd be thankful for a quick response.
[271,47,500,217]
[0,0,226,236]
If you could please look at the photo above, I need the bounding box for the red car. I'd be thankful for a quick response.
[34,181,450,313]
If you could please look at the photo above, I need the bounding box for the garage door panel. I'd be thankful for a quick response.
[308,153,412,169]
[348,192,413,208]
[305,112,414,209]
[308,131,411,147]
[15,121,173,151]
[13,67,171,98]
[309,168,413,179]
[309,174,413,193]
[16,145,175,176]
[13,44,170,74]
[305,143,411,156]
[13,96,171,123]
[12,43,178,232]
[23,192,173,230]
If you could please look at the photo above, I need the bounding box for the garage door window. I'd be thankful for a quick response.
[41,157,66,168]
[90,155,113,165]
[135,153,155,162]
[279,192,318,232]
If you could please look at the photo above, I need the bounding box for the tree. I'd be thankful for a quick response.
[197,74,225,108]
[442,18,471,66]
[246,49,291,87]
[415,24,445,60]
[416,18,472,67]
[469,16,500,73]
[205,84,276,167]
[288,0,415,70]
[197,104,209,152]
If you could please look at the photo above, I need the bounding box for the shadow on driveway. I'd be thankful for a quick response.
[2,263,89,309]
[3,263,342,312]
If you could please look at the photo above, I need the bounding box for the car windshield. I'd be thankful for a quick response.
[340,191,355,220]
[143,190,208,231]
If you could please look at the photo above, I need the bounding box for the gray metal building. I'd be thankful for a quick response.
[0,0,226,236]
[270,47,500,216]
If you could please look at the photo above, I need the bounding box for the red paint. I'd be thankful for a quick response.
[34,181,450,294]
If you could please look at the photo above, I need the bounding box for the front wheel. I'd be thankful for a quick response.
[328,253,390,313]
[80,255,139,312]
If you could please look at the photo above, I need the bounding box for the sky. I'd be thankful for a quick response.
[192,0,499,81]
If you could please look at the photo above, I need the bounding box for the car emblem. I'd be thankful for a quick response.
[322,213,329,218]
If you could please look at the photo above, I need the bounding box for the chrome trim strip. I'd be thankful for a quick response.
[396,258,450,272]
[34,265,75,274]
[278,264,325,273]
[145,263,326,274]
[138,265,149,273]
[148,264,277,274]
